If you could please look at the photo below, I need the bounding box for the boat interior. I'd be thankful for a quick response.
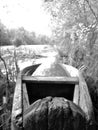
[22,77,79,105]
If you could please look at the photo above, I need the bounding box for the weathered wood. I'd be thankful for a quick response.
[73,84,80,105]
[78,72,95,125]
[22,97,86,130]
[22,83,30,110]
[22,76,79,84]
[11,74,22,130]
[11,62,95,130]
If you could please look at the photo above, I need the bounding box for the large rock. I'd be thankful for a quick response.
[22,97,86,130]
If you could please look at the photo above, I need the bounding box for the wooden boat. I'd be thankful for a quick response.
[11,58,95,130]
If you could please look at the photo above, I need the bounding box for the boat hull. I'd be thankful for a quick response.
[11,64,94,130]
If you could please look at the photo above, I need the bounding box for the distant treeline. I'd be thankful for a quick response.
[0,22,52,46]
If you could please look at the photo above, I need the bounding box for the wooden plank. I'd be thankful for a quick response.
[78,72,94,122]
[22,76,79,84]
[11,74,22,130]
[23,83,30,111]
[73,84,80,104]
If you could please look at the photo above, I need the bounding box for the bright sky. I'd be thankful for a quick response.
[0,0,52,36]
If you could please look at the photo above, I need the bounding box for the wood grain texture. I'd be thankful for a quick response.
[22,97,86,130]
[22,76,79,84]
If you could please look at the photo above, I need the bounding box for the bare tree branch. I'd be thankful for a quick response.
[0,55,10,103]
[85,0,98,22]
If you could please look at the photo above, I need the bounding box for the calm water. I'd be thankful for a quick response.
[0,45,58,71]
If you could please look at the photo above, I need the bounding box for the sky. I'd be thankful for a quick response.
[0,0,52,36]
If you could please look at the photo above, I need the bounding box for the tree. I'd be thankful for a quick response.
[43,0,98,67]
[0,55,10,104]
[0,21,11,46]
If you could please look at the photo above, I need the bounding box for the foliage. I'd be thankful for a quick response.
[0,0,98,128]
[43,0,98,70]
[0,22,11,46]
[43,1,98,127]
[0,21,52,46]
